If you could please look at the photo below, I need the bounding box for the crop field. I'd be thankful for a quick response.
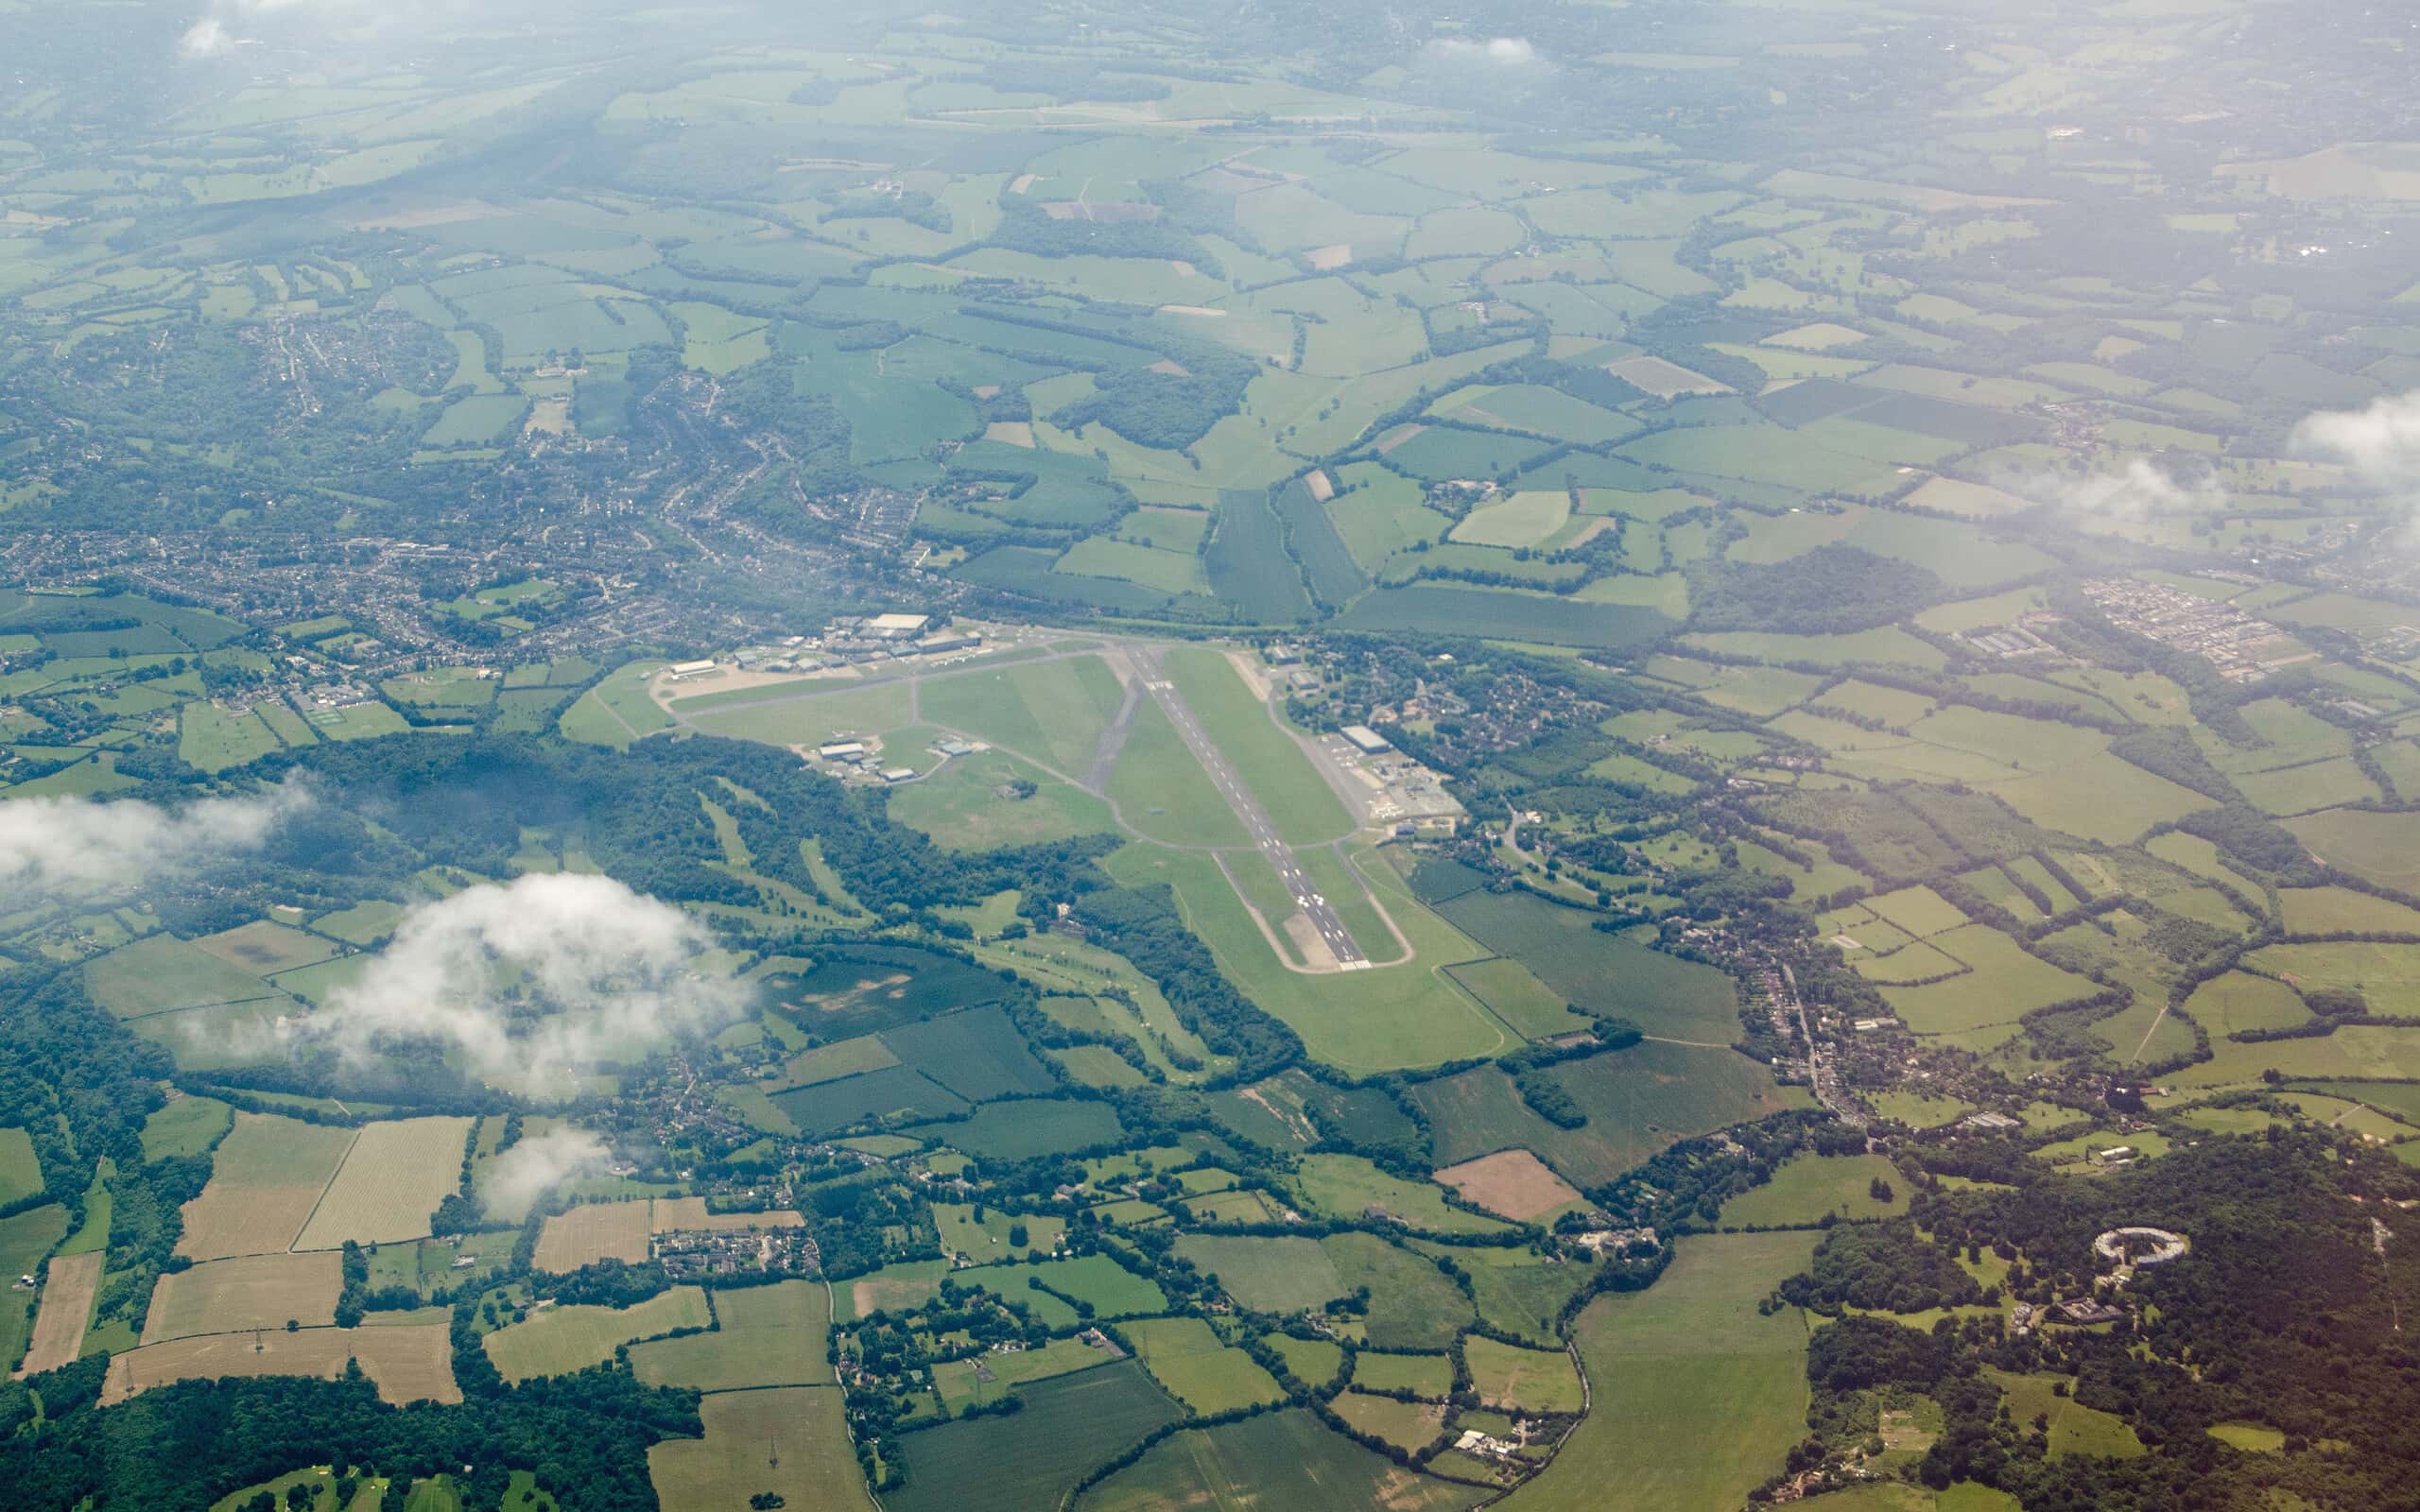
[1331,1390,1449,1453]
[1118,1317,1285,1413]
[0,1205,67,1366]
[133,1089,232,1160]
[1171,1234,1344,1314]
[1412,1041,1812,1189]
[530,1200,653,1273]
[1080,1409,1483,1512]
[885,1360,1182,1512]
[18,1249,100,1375]
[177,1113,359,1261]
[932,1335,1113,1411]
[956,1254,1167,1319]
[292,1117,473,1250]
[1323,1232,1472,1350]
[1434,1149,1583,1221]
[1465,1336,1584,1414]
[1508,1232,1816,1510]
[933,1201,1067,1262]
[482,1286,709,1383]
[1420,878,1741,1042]
[102,1322,458,1407]
[770,947,1006,1038]
[647,1197,804,1234]
[840,1260,950,1323]
[772,1066,968,1133]
[648,1386,873,1512]
[1290,1153,1508,1233]
[1717,1155,1906,1228]
[83,934,285,1019]
[880,1005,1060,1102]
[1352,1351,1453,1397]
[143,1251,342,1344]
[913,1098,1123,1160]
[1879,926,2099,1037]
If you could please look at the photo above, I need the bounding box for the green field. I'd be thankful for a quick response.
[1288,1153,1508,1234]
[1464,1335,1584,1414]
[1079,1409,1483,1512]
[1161,647,1353,844]
[884,1359,1183,1512]
[482,1286,710,1383]
[1171,1234,1344,1314]
[1104,844,1512,1071]
[0,1125,41,1205]
[920,655,1129,777]
[1982,1369,2146,1459]
[627,1280,830,1392]
[648,1386,873,1512]
[1411,1040,1813,1189]
[1323,1232,1472,1350]
[1104,696,1250,849]
[1503,1232,1818,1510]
[1718,1154,1907,1228]
[1118,1316,1284,1413]
[82,934,283,1019]
[1351,1350,1453,1397]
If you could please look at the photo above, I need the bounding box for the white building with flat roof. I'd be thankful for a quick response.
[1340,724,1392,754]
[666,659,718,679]
[865,613,929,639]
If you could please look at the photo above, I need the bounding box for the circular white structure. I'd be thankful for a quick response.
[2094,1227,2187,1266]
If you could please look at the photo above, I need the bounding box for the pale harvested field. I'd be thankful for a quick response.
[293,1116,473,1251]
[1605,352,1729,398]
[143,1251,341,1344]
[1307,243,1353,269]
[534,1200,653,1272]
[13,1251,100,1377]
[1435,1149,1582,1221]
[982,421,1035,448]
[102,1323,458,1406]
[649,1197,805,1233]
[178,1112,357,1261]
[1305,468,1334,501]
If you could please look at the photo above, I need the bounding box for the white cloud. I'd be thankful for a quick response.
[178,18,234,59]
[1996,456,2225,523]
[1425,36,1542,66]
[484,1127,612,1212]
[2293,388,2420,500]
[300,873,743,1094]
[0,781,311,899]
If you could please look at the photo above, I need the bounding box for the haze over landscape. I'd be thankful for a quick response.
[2,2,2419,1509]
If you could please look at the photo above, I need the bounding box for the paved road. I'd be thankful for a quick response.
[1132,647,1369,970]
